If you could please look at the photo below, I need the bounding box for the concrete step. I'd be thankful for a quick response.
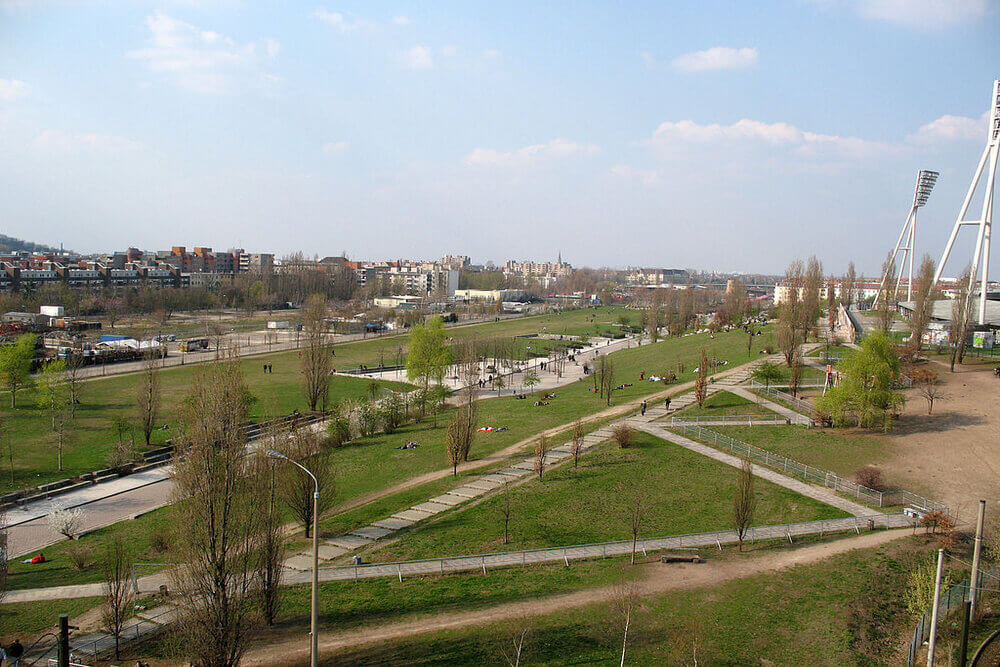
[326,534,373,550]
[351,525,394,540]
[317,544,348,559]
[373,517,414,530]
[466,478,502,490]
[428,494,465,506]
[392,508,434,522]
[284,554,316,571]
[448,486,487,499]
[412,501,452,514]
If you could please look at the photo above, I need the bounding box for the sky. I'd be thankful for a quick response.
[0,0,998,276]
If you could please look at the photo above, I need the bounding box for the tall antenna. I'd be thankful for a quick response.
[934,79,1000,325]
[874,169,938,308]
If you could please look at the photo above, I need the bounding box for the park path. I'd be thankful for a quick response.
[241,527,914,666]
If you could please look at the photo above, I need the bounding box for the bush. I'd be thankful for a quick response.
[149,525,172,554]
[65,543,93,570]
[327,415,352,447]
[855,465,885,491]
[610,423,634,449]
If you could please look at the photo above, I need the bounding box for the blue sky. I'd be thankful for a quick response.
[1,0,997,275]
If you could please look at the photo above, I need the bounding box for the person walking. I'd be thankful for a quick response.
[664,396,671,411]
[6,639,24,666]
[641,400,647,416]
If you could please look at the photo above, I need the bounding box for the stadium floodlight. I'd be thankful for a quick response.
[874,169,940,307]
[934,79,1000,325]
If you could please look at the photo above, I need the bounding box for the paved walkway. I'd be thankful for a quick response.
[726,386,812,425]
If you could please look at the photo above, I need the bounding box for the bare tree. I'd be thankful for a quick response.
[842,261,857,311]
[498,624,531,667]
[499,479,514,544]
[446,411,463,477]
[571,419,585,468]
[0,417,11,485]
[601,357,616,406]
[733,456,756,552]
[300,293,333,411]
[50,508,84,540]
[101,534,135,660]
[950,268,974,372]
[911,368,945,415]
[0,507,7,608]
[908,255,937,354]
[694,349,709,407]
[618,481,647,565]
[875,253,897,334]
[610,577,641,667]
[534,434,549,481]
[170,353,265,667]
[256,453,284,626]
[136,349,161,445]
[788,351,803,398]
[610,423,634,449]
[279,426,335,538]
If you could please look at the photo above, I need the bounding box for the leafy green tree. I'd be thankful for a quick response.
[406,317,453,417]
[522,370,539,393]
[817,331,905,430]
[0,334,36,408]
[36,359,68,429]
[751,360,783,389]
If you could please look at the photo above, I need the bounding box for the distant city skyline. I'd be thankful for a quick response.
[0,0,997,275]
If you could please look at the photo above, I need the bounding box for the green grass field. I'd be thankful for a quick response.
[315,535,940,666]
[677,390,779,418]
[361,431,848,562]
[0,596,102,645]
[321,325,773,520]
[709,425,893,480]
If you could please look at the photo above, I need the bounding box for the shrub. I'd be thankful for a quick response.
[65,543,93,570]
[49,508,84,540]
[610,423,634,449]
[149,525,172,554]
[855,465,886,491]
[327,415,352,447]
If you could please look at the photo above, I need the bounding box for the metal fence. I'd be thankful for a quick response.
[315,514,915,583]
[669,415,794,426]
[747,382,820,417]
[906,567,1000,665]
[670,423,947,514]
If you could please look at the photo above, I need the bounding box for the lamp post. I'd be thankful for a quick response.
[266,449,319,667]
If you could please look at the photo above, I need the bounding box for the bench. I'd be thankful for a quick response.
[660,552,703,563]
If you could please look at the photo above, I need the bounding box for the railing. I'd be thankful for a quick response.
[669,415,792,426]
[316,514,914,582]
[747,382,819,417]
[669,423,948,514]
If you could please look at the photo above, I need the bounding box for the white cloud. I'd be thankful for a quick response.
[312,9,374,33]
[483,48,501,60]
[610,164,659,185]
[464,138,600,167]
[322,141,349,154]
[441,45,458,57]
[400,45,433,70]
[856,0,988,28]
[640,51,657,68]
[127,13,278,94]
[0,77,28,101]
[32,129,141,154]
[908,114,985,144]
[643,118,889,159]
[393,15,411,26]
[671,47,758,73]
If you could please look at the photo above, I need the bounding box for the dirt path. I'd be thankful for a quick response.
[244,528,912,665]
[878,360,1000,520]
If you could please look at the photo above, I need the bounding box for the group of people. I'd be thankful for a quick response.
[262,363,274,373]
[1,640,23,666]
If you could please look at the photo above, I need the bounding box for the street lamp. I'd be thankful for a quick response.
[266,449,319,667]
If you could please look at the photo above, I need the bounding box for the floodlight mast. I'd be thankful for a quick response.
[933,79,1000,326]
[874,169,939,308]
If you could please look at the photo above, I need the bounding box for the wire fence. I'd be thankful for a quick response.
[906,567,1000,665]
[670,423,947,514]
[668,415,794,426]
[315,513,915,583]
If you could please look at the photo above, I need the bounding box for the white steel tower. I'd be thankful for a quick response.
[933,79,1000,325]
[874,169,938,308]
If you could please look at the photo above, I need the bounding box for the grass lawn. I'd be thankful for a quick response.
[6,506,179,590]
[322,325,773,517]
[676,390,779,418]
[362,431,848,562]
[708,425,892,480]
[316,535,941,666]
[0,366,411,494]
[0,597,102,645]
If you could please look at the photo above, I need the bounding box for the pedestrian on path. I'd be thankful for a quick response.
[641,400,647,416]
[665,396,671,411]
[6,639,23,666]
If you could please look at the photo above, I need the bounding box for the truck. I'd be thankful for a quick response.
[179,338,210,352]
